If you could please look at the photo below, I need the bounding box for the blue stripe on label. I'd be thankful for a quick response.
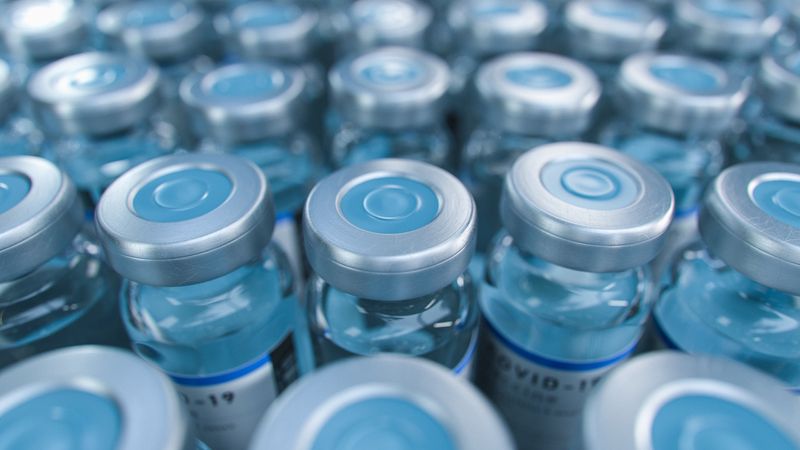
[454,331,478,374]
[674,205,699,219]
[276,211,294,223]
[170,353,272,387]
[484,319,637,372]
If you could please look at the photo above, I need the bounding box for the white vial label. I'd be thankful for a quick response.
[172,332,298,450]
[476,321,637,450]
[454,328,479,382]
[273,214,305,294]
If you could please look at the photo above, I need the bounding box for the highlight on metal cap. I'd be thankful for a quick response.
[1,0,88,61]
[0,156,83,283]
[446,0,548,56]
[95,153,275,287]
[97,0,211,62]
[616,52,749,136]
[475,52,600,137]
[347,0,433,51]
[304,158,476,301]
[501,142,674,272]
[180,62,306,144]
[699,162,800,295]
[28,52,161,136]
[564,0,666,61]
[673,0,782,58]
[756,50,800,124]
[248,355,515,450]
[329,47,450,130]
[583,351,800,450]
[0,346,196,450]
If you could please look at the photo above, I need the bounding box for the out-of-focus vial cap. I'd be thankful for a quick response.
[216,2,319,61]
[564,0,666,62]
[502,142,674,272]
[616,53,749,136]
[583,351,800,450]
[95,154,275,286]
[0,60,17,121]
[329,47,450,129]
[346,0,433,51]
[756,51,800,123]
[699,162,800,295]
[181,62,307,144]
[0,346,198,450]
[0,156,82,283]
[248,355,515,450]
[97,0,212,63]
[673,0,782,58]
[1,0,89,62]
[475,52,600,136]
[304,158,476,301]
[447,0,547,56]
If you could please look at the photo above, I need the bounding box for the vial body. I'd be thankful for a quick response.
[0,114,42,157]
[736,99,800,164]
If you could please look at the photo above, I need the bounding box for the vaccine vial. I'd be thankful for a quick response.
[249,355,515,450]
[0,59,42,157]
[303,159,479,378]
[181,62,320,285]
[327,47,452,169]
[28,52,177,206]
[475,143,674,450]
[462,52,600,250]
[584,351,800,450]
[601,53,747,268]
[0,156,127,368]
[0,346,211,450]
[339,0,433,56]
[655,162,800,390]
[95,154,300,450]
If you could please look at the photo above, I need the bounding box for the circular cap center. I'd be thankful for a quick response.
[12,2,71,31]
[354,1,415,28]
[133,168,233,222]
[694,0,760,20]
[505,66,572,89]
[541,159,641,210]
[238,4,302,27]
[472,3,522,17]
[650,62,722,93]
[340,176,439,234]
[561,167,619,200]
[0,173,31,215]
[124,2,190,27]
[55,63,126,94]
[208,68,287,100]
[590,2,648,21]
[752,178,800,228]
[358,58,425,90]
[364,186,420,220]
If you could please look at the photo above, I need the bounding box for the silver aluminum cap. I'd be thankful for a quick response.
[501,143,674,272]
[248,355,515,450]
[95,154,275,287]
[475,52,600,137]
[97,0,210,63]
[219,2,319,61]
[616,53,748,136]
[0,60,16,121]
[0,156,82,283]
[673,0,782,58]
[564,0,666,61]
[304,159,476,301]
[583,351,800,450]
[447,0,548,56]
[0,346,195,450]
[347,0,433,51]
[180,62,306,143]
[28,52,161,136]
[2,0,88,61]
[756,51,800,123]
[329,47,450,130]
[699,162,800,295]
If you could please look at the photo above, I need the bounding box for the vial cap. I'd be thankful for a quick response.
[0,60,17,121]
[700,162,800,295]
[304,159,476,301]
[564,0,666,61]
[476,52,600,137]
[97,0,210,62]
[347,0,433,51]
[502,142,674,272]
[673,0,782,58]
[248,355,515,450]
[616,53,748,136]
[583,352,800,450]
[329,47,450,130]
[756,51,800,123]
[447,0,548,56]
[181,62,306,143]
[0,156,82,283]
[28,52,161,136]
[0,346,194,450]
[96,154,275,286]
[220,2,318,61]
[2,0,88,61]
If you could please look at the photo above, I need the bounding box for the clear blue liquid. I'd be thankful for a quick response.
[123,244,297,376]
[0,234,129,368]
[736,98,800,164]
[656,245,800,388]
[0,115,42,156]
[304,273,478,370]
